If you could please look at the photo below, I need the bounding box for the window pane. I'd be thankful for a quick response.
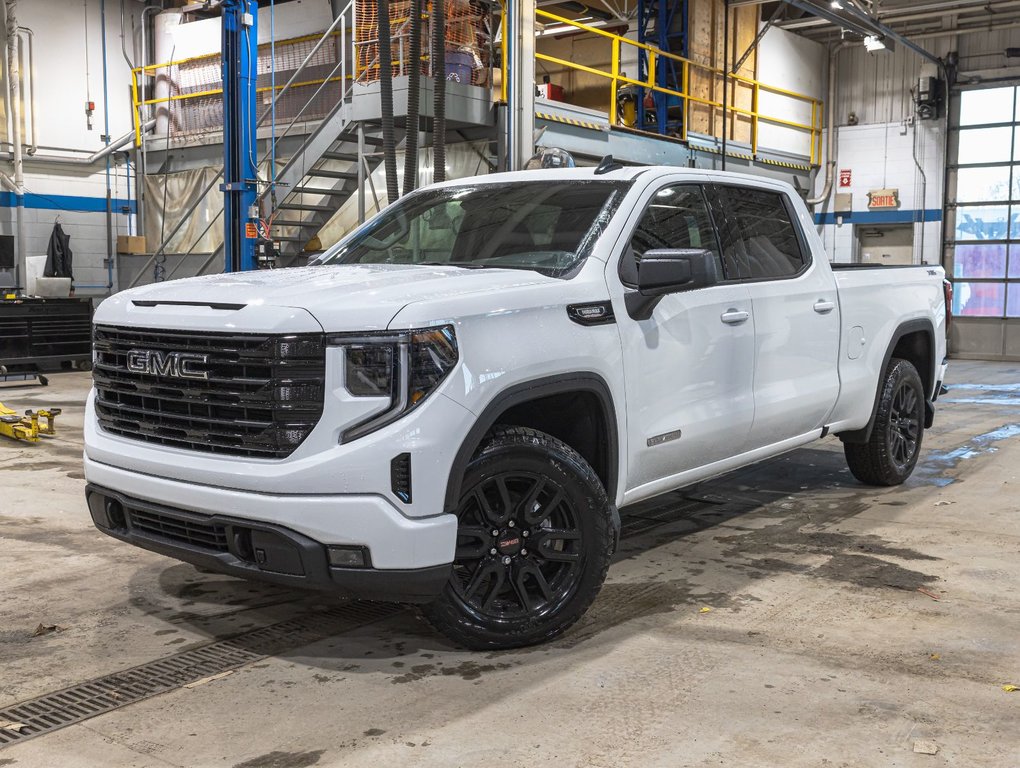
[955,205,1011,240]
[953,282,1005,317]
[717,187,805,279]
[326,180,628,276]
[623,185,720,285]
[956,165,1012,202]
[954,243,1007,278]
[957,127,1014,165]
[960,87,1016,126]
[1009,245,1020,278]
[1008,284,1020,318]
[631,186,717,254]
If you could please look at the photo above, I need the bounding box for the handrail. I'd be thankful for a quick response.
[530,8,823,164]
[130,25,349,148]
[139,0,358,281]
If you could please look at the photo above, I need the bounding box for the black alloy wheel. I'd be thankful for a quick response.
[451,471,584,620]
[423,426,613,649]
[844,357,926,486]
[887,379,922,470]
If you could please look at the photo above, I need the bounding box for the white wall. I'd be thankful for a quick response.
[156,0,333,60]
[814,120,943,265]
[756,24,825,157]
[1,0,148,293]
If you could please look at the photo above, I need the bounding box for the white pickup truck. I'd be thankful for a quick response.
[84,165,949,649]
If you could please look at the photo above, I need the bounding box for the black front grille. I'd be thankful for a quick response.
[93,325,326,458]
[127,507,229,552]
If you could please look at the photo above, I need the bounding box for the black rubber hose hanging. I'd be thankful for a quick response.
[432,0,446,183]
[378,0,400,202]
[403,0,423,196]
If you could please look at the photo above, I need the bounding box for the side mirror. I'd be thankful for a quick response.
[637,248,718,295]
[626,248,718,320]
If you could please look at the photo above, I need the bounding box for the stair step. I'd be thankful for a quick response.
[271,219,319,228]
[321,151,359,162]
[277,202,336,212]
[307,168,358,180]
[291,186,351,197]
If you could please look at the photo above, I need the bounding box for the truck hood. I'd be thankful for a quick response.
[104,264,557,332]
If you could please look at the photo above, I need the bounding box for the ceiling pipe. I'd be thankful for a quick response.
[782,1,1020,31]
[22,120,155,165]
[782,0,943,67]
[779,1,1020,31]
[781,0,876,38]
[806,40,853,207]
[835,1,944,66]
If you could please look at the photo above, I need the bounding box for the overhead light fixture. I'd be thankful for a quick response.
[831,1,844,8]
[864,35,892,53]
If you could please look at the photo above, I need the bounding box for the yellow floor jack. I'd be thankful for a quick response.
[0,402,61,443]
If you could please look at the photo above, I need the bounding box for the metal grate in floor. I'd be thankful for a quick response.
[0,601,400,749]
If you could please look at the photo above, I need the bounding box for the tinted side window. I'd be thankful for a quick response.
[620,184,721,285]
[712,186,806,280]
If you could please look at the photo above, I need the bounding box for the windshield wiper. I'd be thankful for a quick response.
[417,261,488,269]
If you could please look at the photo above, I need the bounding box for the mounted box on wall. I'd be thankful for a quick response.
[835,193,852,213]
[116,236,147,255]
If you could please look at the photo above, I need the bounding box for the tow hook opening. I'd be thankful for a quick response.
[232,528,255,563]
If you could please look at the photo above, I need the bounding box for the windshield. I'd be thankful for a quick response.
[317,180,630,277]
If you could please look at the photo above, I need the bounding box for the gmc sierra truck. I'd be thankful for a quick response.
[84,165,949,649]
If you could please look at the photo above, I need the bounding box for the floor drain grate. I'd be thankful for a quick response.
[0,601,401,749]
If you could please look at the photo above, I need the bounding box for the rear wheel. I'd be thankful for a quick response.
[844,358,925,486]
[423,426,612,650]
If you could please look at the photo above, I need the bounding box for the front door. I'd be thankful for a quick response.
[609,182,756,502]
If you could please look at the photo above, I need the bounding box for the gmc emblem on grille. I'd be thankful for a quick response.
[126,350,210,380]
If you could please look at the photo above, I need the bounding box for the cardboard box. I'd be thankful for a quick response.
[117,235,147,255]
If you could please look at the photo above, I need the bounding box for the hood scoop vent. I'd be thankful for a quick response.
[132,300,247,311]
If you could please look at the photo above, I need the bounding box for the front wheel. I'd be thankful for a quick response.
[844,357,925,486]
[423,426,613,650]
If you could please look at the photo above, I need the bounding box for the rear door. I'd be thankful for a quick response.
[610,181,756,499]
[707,183,840,448]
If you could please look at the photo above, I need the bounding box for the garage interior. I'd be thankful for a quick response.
[2,0,1020,766]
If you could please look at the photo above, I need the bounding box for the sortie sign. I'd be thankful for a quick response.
[867,188,900,209]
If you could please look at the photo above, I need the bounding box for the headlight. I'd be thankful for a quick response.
[331,325,458,442]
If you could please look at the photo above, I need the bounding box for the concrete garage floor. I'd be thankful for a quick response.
[1,362,1019,768]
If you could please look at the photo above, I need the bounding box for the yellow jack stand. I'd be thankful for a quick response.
[0,402,61,443]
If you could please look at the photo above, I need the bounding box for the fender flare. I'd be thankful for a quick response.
[838,318,936,445]
[443,373,621,540]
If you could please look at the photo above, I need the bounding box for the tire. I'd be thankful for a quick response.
[844,358,925,486]
[423,426,613,650]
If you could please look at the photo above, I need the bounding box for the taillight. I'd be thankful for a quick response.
[943,278,953,336]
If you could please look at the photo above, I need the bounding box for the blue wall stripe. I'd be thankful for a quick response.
[814,208,943,225]
[0,191,137,214]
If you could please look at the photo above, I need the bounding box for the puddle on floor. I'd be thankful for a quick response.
[913,423,1020,486]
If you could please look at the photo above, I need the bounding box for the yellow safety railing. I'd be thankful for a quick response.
[525,9,823,165]
[130,32,347,147]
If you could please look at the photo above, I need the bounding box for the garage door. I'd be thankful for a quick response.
[946,83,1020,360]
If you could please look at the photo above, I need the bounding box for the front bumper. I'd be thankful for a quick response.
[86,484,452,602]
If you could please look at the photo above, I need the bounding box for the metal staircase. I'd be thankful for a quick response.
[134,0,382,284]
[262,104,389,260]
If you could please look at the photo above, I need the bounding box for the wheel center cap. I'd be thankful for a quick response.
[496,529,523,556]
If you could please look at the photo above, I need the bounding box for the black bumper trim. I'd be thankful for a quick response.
[85,484,451,603]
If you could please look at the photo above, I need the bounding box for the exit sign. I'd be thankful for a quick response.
[867,188,900,209]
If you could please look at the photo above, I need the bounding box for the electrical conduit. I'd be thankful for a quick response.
[378,0,399,202]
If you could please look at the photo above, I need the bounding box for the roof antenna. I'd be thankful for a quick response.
[594,155,623,175]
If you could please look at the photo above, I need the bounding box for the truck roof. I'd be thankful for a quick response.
[425,164,795,193]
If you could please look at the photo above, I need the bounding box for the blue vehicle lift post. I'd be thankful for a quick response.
[221,0,259,273]
[637,0,688,137]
